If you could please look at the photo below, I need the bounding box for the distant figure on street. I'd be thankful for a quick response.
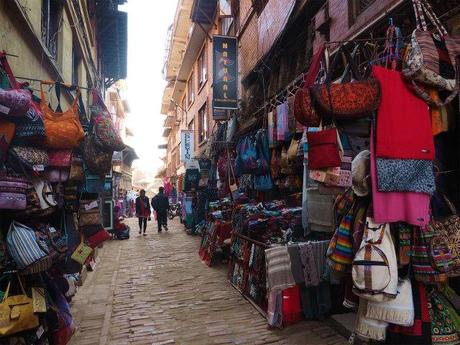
[151,187,170,233]
[135,189,151,236]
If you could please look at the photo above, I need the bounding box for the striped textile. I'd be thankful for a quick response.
[265,246,296,292]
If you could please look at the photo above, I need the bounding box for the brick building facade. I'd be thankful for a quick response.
[161,0,460,188]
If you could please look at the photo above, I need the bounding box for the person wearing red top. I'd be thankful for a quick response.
[135,189,151,235]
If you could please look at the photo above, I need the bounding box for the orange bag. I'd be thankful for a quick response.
[40,81,84,149]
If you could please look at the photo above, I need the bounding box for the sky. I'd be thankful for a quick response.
[119,1,178,176]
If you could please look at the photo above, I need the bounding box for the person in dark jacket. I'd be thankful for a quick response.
[151,187,170,233]
[135,190,151,235]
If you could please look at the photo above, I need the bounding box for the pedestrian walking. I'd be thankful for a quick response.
[135,189,151,235]
[151,187,170,233]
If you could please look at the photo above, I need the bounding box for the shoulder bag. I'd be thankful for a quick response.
[0,275,39,336]
[6,221,50,271]
[40,81,84,149]
[91,89,125,152]
[307,127,341,170]
[0,174,28,210]
[294,45,326,127]
[312,45,380,119]
[403,0,460,106]
[83,134,113,177]
[427,194,460,276]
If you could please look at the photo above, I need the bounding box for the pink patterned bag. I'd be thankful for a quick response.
[0,88,31,118]
[48,150,72,167]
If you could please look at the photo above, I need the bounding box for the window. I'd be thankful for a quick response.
[198,103,208,144]
[187,71,195,107]
[252,0,268,15]
[198,47,207,89]
[349,0,376,23]
[42,0,62,59]
[72,47,81,86]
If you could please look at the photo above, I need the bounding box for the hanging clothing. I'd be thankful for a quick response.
[276,102,289,142]
[299,243,320,287]
[265,246,296,292]
[370,128,431,227]
[184,169,200,191]
[386,281,432,345]
[373,66,434,160]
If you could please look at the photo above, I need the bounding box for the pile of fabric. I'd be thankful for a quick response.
[0,53,123,344]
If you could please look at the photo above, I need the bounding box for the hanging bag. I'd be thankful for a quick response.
[403,0,460,106]
[352,219,398,302]
[307,127,341,170]
[312,45,381,119]
[427,194,460,276]
[40,81,84,149]
[6,221,50,272]
[91,89,125,152]
[0,275,39,336]
[0,174,28,210]
[294,45,326,127]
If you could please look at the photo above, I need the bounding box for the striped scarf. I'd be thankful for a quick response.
[327,206,354,272]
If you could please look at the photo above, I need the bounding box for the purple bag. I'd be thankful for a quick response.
[0,88,31,118]
[0,175,28,210]
[44,168,69,183]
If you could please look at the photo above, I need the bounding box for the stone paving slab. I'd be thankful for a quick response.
[69,218,348,345]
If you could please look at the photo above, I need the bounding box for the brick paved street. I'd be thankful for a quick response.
[69,218,347,345]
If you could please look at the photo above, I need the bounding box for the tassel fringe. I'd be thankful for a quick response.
[366,304,414,326]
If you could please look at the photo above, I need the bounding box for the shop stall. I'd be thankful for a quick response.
[195,1,460,341]
[0,53,123,344]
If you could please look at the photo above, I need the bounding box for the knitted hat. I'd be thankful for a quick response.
[352,150,371,197]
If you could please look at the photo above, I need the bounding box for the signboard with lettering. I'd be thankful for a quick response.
[213,35,238,112]
[180,130,194,162]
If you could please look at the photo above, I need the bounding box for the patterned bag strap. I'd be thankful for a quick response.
[412,0,427,31]
[420,0,448,35]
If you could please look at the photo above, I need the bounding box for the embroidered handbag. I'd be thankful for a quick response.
[48,149,72,167]
[0,88,31,119]
[403,0,460,105]
[307,128,341,170]
[294,45,325,127]
[83,134,112,176]
[69,155,84,182]
[0,174,28,210]
[412,227,449,283]
[312,46,380,119]
[0,275,39,336]
[6,221,49,271]
[86,228,111,248]
[11,100,46,146]
[7,145,49,172]
[427,195,460,276]
[40,81,84,149]
[91,90,125,152]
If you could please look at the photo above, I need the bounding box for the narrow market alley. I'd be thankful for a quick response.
[69,218,347,345]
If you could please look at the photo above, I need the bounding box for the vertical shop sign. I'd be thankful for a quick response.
[213,35,238,114]
[180,130,194,162]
